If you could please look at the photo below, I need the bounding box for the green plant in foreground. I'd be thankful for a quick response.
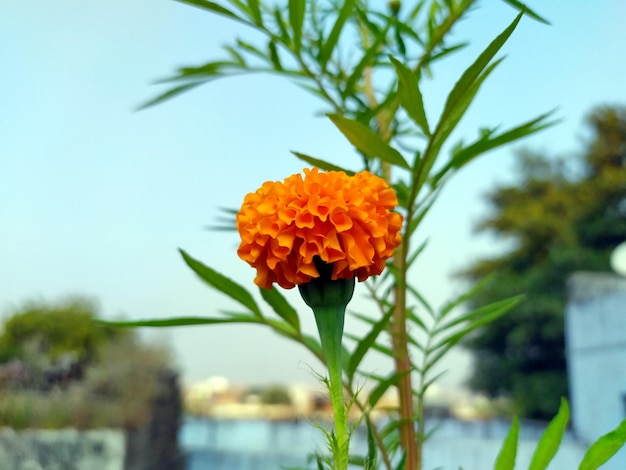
[103,1,626,468]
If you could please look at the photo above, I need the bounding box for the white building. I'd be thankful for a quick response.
[566,271,626,469]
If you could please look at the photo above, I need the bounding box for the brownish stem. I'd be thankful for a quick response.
[360,26,418,470]
[391,246,418,470]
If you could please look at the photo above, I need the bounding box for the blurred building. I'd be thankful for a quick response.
[566,271,626,469]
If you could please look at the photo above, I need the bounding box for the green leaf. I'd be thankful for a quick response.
[365,419,378,470]
[432,110,558,184]
[406,284,435,318]
[501,0,550,25]
[260,287,300,331]
[528,398,570,470]
[342,19,389,99]
[416,59,502,191]
[406,239,428,269]
[247,0,262,25]
[494,417,519,470]
[436,296,522,335]
[176,0,248,25]
[288,0,305,50]
[273,7,290,43]
[264,317,299,337]
[97,315,258,328]
[346,309,393,379]
[439,275,494,318]
[394,452,407,470]
[423,342,453,375]
[367,370,410,409]
[420,370,448,396]
[180,249,264,318]
[406,190,439,238]
[443,12,522,122]
[431,296,522,350]
[268,40,282,70]
[166,60,240,81]
[291,151,355,175]
[407,308,428,332]
[414,12,523,189]
[327,114,410,169]
[578,419,626,470]
[319,0,358,68]
[236,39,267,60]
[136,81,206,110]
[390,56,430,136]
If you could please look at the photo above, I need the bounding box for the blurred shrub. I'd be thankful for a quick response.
[0,298,172,430]
[259,385,292,405]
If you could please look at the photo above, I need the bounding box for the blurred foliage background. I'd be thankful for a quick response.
[461,105,626,419]
[0,298,172,429]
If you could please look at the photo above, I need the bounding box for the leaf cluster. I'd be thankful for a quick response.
[494,399,626,470]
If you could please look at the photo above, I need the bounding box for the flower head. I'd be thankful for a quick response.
[237,168,403,289]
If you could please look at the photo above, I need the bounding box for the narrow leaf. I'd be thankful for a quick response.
[247,0,262,25]
[319,0,358,67]
[98,315,258,328]
[367,371,410,409]
[136,81,206,110]
[442,11,522,120]
[288,0,305,50]
[273,8,290,42]
[417,59,502,191]
[343,20,389,99]
[502,0,550,24]
[236,39,267,60]
[407,284,436,318]
[365,419,378,470]
[578,419,626,470]
[494,417,519,470]
[390,56,430,136]
[394,452,407,470]
[346,309,393,379]
[439,275,494,318]
[328,114,410,169]
[432,111,558,184]
[291,151,355,174]
[406,239,428,269]
[268,40,283,70]
[264,318,299,337]
[180,249,264,318]
[176,0,248,25]
[528,398,570,470]
[436,296,522,335]
[260,287,300,330]
[431,297,521,351]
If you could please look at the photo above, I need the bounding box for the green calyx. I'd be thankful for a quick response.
[298,257,355,311]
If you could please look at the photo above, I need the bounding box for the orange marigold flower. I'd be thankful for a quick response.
[236,168,403,289]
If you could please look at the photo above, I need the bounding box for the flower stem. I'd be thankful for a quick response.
[312,305,348,470]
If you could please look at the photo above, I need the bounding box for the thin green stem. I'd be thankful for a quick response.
[313,306,349,470]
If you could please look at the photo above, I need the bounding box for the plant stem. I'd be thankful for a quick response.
[313,306,349,470]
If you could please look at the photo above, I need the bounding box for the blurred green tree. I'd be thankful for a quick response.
[259,385,292,405]
[0,298,122,366]
[0,298,174,429]
[461,106,626,420]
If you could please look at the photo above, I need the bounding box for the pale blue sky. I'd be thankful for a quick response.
[1,1,625,386]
